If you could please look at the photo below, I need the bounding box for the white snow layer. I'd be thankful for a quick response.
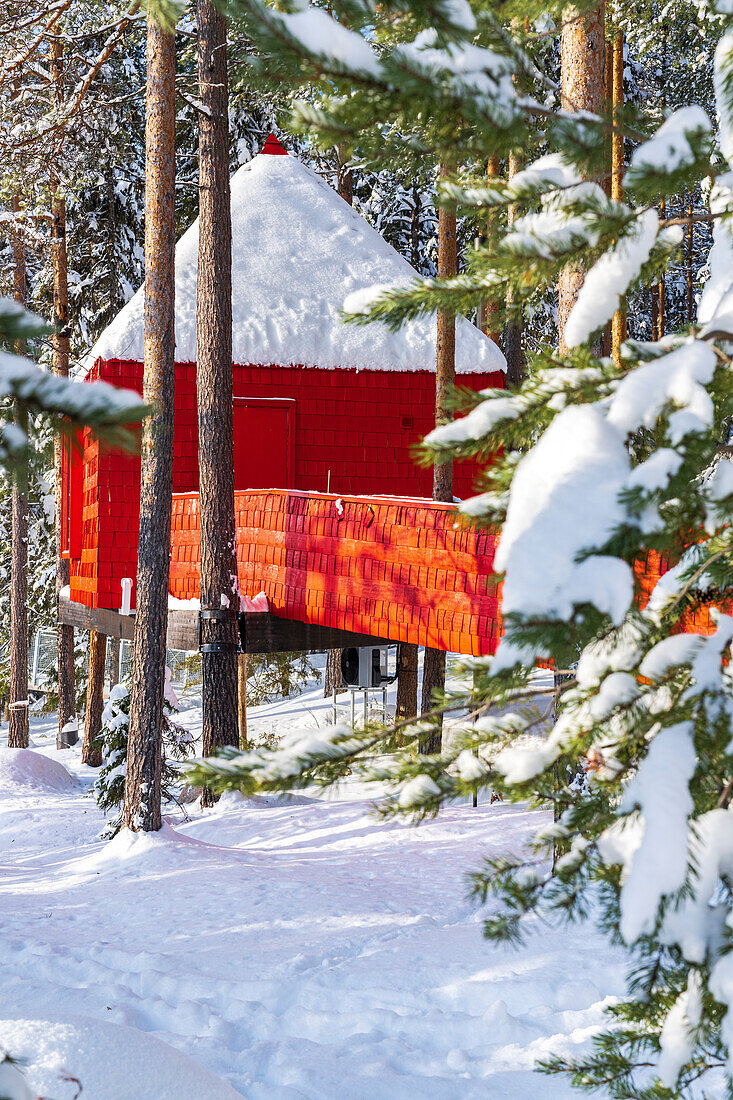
[698,173,733,337]
[563,211,659,348]
[598,724,696,943]
[627,106,712,179]
[0,748,79,794]
[493,404,633,647]
[656,970,703,1088]
[275,7,381,76]
[715,33,733,167]
[87,150,504,375]
[0,703,628,1100]
[606,341,716,442]
[0,1016,242,1100]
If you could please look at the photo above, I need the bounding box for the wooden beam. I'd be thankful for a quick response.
[59,595,135,640]
[240,612,392,655]
[59,594,392,655]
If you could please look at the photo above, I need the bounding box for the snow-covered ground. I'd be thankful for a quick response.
[0,666,627,1099]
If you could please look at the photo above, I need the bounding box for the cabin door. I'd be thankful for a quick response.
[233,397,295,490]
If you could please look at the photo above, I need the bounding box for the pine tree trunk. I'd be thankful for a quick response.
[337,160,353,205]
[420,648,446,750]
[81,630,106,766]
[330,156,355,704]
[51,189,76,747]
[395,642,418,720]
[432,163,456,506]
[123,17,176,834]
[557,4,606,353]
[108,636,121,690]
[658,198,666,338]
[686,196,694,325]
[105,160,121,322]
[8,194,29,750]
[324,648,344,697]
[50,34,77,748]
[504,151,525,386]
[237,652,248,748]
[410,183,422,269]
[610,30,626,361]
[657,30,667,340]
[601,32,613,356]
[197,0,239,811]
[420,162,456,751]
[102,162,122,709]
[478,156,501,344]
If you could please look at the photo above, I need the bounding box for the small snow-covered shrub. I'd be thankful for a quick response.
[94,676,193,836]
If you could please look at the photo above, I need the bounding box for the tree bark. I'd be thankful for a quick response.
[337,159,353,205]
[610,30,626,361]
[324,648,344,697]
[395,642,418,721]
[420,163,456,751]
[410,183,422,270]
[197,0,239,811]
[601,30,613,357]
[432,163,456,505]
[420,648,446,751]
[8,194,29,750]
[108,635,121,690]
[658,197,666,338]
[557,4,606,353]
[237,652,248,748]
[81,630,106,766]
[50,37,77,749]
[504,151,525,386]
[686,196,694,325]
[123,17,176,833]
[477,155,501,344]
[52,195,77,747]
[329,159,355,703]
[651,282,659,340]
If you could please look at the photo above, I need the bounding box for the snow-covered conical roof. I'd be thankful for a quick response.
[88,136,505,374]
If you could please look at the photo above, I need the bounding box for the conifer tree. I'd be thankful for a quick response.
[123,5,176,834]
[49,33,78,749]
[188,0,733,1091]
[8,195,28,749]
[196,0,240,801]
[420,161,456,749]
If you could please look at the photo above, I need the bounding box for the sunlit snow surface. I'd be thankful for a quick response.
[0,669,632,1100]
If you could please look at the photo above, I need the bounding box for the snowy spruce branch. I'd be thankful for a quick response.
[0,298,148,457]
[211,2,733,1094]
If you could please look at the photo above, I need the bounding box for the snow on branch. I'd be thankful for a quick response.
[564,211,661,348]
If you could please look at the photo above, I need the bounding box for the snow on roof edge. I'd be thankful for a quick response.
[86,146,506,375]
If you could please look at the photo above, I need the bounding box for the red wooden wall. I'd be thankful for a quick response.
[170,489,503,656]
[69,358,505,610]
[635,550,715,635]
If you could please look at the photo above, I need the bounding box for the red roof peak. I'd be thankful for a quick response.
[261,132,288,156]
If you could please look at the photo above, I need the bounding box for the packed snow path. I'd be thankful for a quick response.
[0,714,626,1099]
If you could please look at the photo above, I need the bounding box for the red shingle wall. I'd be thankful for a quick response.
[70,358,505,609]
[170,489,502,656]
[635,550,715,635]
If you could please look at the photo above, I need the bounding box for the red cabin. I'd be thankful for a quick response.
[65,135,505,617]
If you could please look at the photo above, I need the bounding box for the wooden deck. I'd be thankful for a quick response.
[58,593,391,655]
[169,489,502,657]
